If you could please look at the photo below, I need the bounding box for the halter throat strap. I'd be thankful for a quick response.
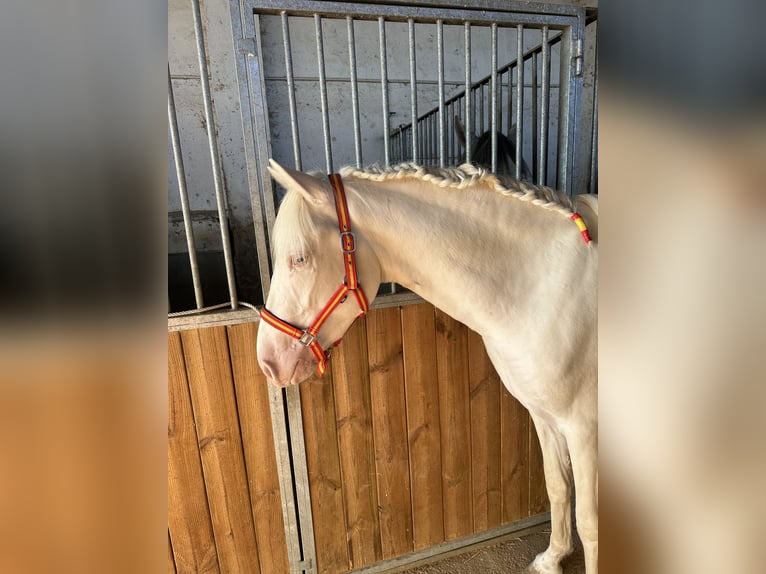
[260,174,370,376]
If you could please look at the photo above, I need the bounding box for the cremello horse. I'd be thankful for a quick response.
[257,160,598,574]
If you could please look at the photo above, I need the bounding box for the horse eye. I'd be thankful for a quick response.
[292,255,307,266]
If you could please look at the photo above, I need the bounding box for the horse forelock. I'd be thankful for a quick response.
[271,189,318,262]
[338,162,577,218]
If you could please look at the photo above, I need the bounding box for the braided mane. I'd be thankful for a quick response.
[339,162,577,219]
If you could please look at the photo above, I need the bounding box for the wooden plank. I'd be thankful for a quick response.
[168,531,177,574]
[227,323,290,574]
[167,331,220,574]
[300,369,350,574]
[500,388,530,523]
[366,307,414,560]
[181,328,261,574]
[528,415,549,515]
[434,309,473,541]
[467,330,502,532]
[401,303,444,550]
[331,317,382,569]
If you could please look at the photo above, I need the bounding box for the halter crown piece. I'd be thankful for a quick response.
[260,174,370,376]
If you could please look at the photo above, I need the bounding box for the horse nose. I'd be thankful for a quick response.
[259,358,277,381]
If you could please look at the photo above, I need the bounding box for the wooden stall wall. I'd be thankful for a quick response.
[167,302,547,574]
[168,324,289,574]
[300,302,548,574]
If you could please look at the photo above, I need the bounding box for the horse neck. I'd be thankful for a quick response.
[345,177,562,334]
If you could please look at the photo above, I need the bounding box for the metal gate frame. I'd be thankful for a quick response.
[227,2,587,573]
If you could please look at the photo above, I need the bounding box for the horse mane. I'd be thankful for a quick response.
[339,162,578,219]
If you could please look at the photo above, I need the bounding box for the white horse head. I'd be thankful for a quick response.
[257,160,382,387]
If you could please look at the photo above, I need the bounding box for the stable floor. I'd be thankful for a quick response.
[397,528,585,574]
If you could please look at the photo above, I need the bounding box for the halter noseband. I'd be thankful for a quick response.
[259,174,370,376]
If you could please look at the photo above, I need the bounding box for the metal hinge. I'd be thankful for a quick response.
[573,38,584,77]
[238,36,257,56]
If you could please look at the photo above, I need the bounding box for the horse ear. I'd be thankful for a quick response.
[267,159,331,205]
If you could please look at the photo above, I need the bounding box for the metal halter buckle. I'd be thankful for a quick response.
[298,330,316,347]
[340,231,356,253]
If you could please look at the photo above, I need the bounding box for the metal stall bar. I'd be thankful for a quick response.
[191,0,238,308]
[515,24,524,181]
[497,70,503,139]
[532,51,538,179]
[556,12,585,195]
[506,68,512,136]
[448,102,455,164]
[379,17,391,167]
[223,9,275,306]
[168,67,205,309]
[380,15,396,293]
[281,12,302,169]
[432,112,437,165]
[408,18,418,163]
[538,24,550,186]
[464,22,472,164]
[590,48,598,194]
[436,19,445,168]
[315,15,333,173]
[490,23,498,173]
[347,17,363,168]
[479,83,484,136]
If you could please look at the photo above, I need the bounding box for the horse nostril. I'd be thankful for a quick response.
[259,359,276,381]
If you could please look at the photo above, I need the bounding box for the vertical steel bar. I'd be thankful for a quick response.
[379,17,391,167]
[464,22,472,164]
[281,12,302,170]
[315,14,333,173]
[408,18,418,163]
[532,51,538,179]
[426,114,431,164]
[433,113,438,165]
[490,23,498,173]
[346,17,363,169]
[515,24,524,181]
[590,56,598,194]
[498,71,503,138]
[436,19,445,167]
[539,25,550,186]
[479,84,484,136]
[190,0,238,308]
[507,68,512,136]
[168,67,204,309]
[557,17,584,195]
[431,113,436,165]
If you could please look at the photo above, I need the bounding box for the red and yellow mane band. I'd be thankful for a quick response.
[570,213,592,244]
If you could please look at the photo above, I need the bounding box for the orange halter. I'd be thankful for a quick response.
[259,174,370,376]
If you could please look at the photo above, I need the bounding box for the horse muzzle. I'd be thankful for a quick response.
[257,336,317,387]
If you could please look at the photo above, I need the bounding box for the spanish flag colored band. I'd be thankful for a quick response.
[570,213,592,244]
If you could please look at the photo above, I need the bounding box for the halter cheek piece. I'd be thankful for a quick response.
[260,174,370,376]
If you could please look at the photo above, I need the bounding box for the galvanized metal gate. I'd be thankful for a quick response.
[168,1,596,573]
